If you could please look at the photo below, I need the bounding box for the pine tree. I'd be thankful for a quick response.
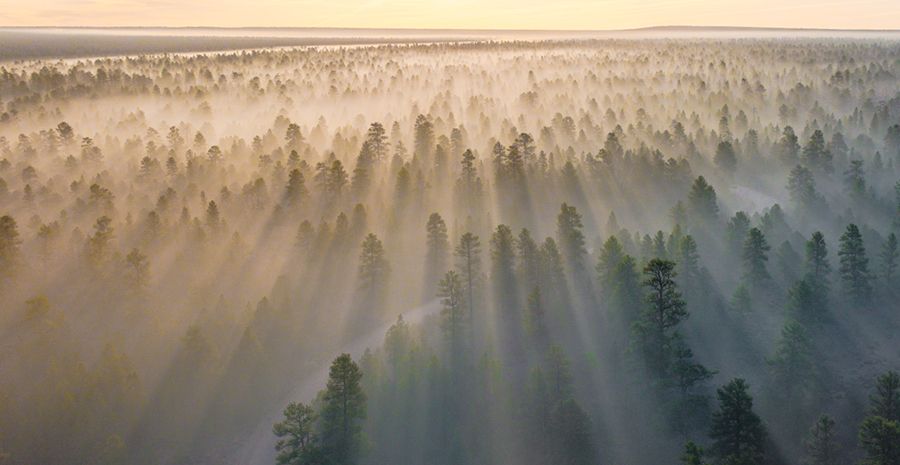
[491,224,518,314]
[365,122,389,161]
[635,259,687,378]
[858,417,899,465]
[321,354,366,464]
[124,248,150,292]
[844,160,866,201]
[715,140,737,172]
[787,279,825,324]
[358,233,390,305]
[86,216,115,269]
[788,165,820,211]
[0,215,21,282]
[880,233,898,291]
[549,398,595,465]
[424,213,449,295]
[285,123,304,151]
[545,345,573,401]
[438,270,466,352]
[540,237,569,309]
[596,236,625,296]
[870,371,900,422]
[803,130,832,172]
[273,402,322,465]
[351,142,374,198]
[767,320,814,404]
[805,232,831,296]
[893,181,900,232]
[678,235,702,299]
[206,200,221,229]
[859,374,900,465]
[413,114,434,161]
[454,233,482,325]
[556,203,587,273]
[777,126,800,165]
[681,441,706,465]
[610,255,642,327]
[517,229,542,290]
[523,287,549,348]
[838,224,872,305]
[727,212,751,257]
[285,168,307,206]
[742,228,771,293]
[805,415,838,465]
[688,176,719,223]
[709,378,766,465]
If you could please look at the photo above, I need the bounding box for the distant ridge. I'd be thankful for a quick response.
[2,25,898,62]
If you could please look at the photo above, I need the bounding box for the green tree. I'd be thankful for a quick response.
[709,378,766,465]
[677,235,702,299]
[610,255,642,327]
[454,232,482,324]
[777,126,800,165]
[681,441,707,465]
[838,224,872,305]
[87,216,115,268]
[635,259,687,378]
[894,182,900,232]
[320,354,366,464]
[285,123,304,151]
[688,176,719,223]
[880,233,898,290]
[803,130,832,172]
[870,371,900,421]
[556,203,587,273]
[491,224,518,313]
[516,228,542,290]
[859,417,899,465]
[549,398,595,465]
[545,344,573,401]
[424,213,449,295]
[358,233,390,305]
[0,215,21,281]
[715,140,737,172]
[844,160,866,201]
[788,165,820,212]
[365,122,389,161]
[285,168,308,206]
[727,212,751,257]
[523,287,549,347]
[742,228,771,293]
[273,402,322,465]
[767,320,815,407]
[805,232,831,295]
[124,248,150,291]
[413,114,434,161]
[438,270,466,353]
[804,415,838,465]
[787,279,824,324]
[596,236,625,296]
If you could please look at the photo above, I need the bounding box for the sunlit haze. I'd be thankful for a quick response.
[1,0,899,29]
[1,2,899,465]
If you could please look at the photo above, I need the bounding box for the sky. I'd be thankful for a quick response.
[0,0,899,30]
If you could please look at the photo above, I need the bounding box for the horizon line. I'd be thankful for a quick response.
[3,24,900,33]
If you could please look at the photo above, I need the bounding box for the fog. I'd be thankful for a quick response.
[0,33,898,465]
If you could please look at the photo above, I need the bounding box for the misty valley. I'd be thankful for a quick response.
[0,37,899,465]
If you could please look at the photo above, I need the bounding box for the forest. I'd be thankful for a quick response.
[0,37,898,465]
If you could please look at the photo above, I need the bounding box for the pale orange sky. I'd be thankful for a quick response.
[0,0,899,29]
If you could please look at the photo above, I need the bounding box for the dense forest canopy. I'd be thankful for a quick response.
[0,37,898,465]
